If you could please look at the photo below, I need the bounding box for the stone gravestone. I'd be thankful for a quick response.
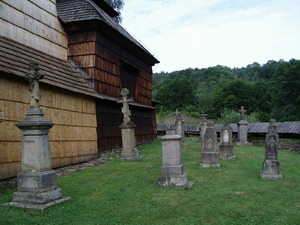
[174,109,186,145]
[158,129,193,188]
[219,124,235,160]
[260,119,283,179]
[200,121,220,168]
[117,88,141,160]
[4,61,70,210]
[199,112,208,143]
[236,106,251,145]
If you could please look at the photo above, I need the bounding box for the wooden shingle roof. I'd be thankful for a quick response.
[0,35,99,98]
[157,122,300,135]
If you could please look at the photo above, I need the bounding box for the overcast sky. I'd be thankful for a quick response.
[121,0,300,73]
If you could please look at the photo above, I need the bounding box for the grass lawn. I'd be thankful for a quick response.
[0,139,299,225]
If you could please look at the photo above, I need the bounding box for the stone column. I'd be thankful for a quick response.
[4,61,70,210]
[260,119,283,179]
[117,88,141,160]
[236,106,252,145]
[158,129,193,188]
[200,121,220,168]
[219,124,235,160]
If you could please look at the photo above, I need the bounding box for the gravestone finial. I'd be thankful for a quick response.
[25,61,45,108]
[238,106,247,121]
[117,88,134,123]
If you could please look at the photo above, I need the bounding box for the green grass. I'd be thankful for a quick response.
[1,140,299,225]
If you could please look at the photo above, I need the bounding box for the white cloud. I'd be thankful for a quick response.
[121,0,300,72]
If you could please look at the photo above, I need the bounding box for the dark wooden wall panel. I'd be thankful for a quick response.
[96,101,156,151]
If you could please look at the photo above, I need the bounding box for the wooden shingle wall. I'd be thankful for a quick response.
[0,75,98,180]
[96,101,157,151]
[0,0,68,60]
[67,31,154,106]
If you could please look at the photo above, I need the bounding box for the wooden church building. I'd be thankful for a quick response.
[0,0,159,180]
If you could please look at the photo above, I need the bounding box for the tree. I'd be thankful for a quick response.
[104,0,124,22]
[154,77,196,112]
[213,79,255,118]
[269,59,300,121]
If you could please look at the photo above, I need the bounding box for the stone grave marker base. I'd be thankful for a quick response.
[260,160,283,179]
[3,170,71,210]
[219,145,236,160]
[158,173,194,188]
[200,152,220,168]
[120,148,143,160]
[4,197,71,211]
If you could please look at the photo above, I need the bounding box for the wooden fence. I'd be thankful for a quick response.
[157,121,300,135]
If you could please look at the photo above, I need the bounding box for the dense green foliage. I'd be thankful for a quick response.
[1,140,299,224]
[153,59,300,122]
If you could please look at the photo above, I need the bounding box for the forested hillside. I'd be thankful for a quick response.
[153,59,300,122]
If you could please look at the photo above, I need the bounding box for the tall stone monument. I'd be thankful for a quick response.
[199,112,208,143]
[117,88,141,160]
[219,124,235,160]
[158,129,193,188]
[200,121,220,168]
[260,119,283,179]
[4,61,70,210]
[174,109,186,145]
[236,106,251,145]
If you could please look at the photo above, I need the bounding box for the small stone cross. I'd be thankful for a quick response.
[238,106,247,120]
[200,111,207,120]
[117,88,133,123]
[174,109,183,122]
[25,61,45,108]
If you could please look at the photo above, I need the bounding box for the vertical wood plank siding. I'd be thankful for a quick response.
[0,75,98,180]
[96,101,156,151]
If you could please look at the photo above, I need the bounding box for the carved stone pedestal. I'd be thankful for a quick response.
[158,130,193,188]
[236,120,252,146]
[119,121,142,160]
[219,145,236,160]
[200,152,220,168]
[4,108,70,210]
[260,160,283,179]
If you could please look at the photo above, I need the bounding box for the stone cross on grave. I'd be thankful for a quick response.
[117,88,133,123]
[25,61,45,108]
[174,109,182,122]
[238,106,247,121]
[200,111,208,120]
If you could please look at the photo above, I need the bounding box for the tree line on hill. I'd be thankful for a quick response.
[153,59,300,122]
